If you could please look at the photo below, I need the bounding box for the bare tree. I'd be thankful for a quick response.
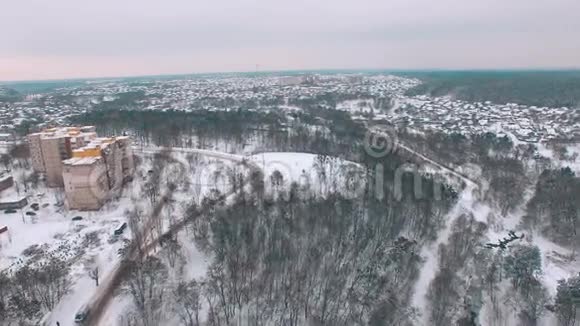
[172,280,202,326]
[127,208,146,258]
[89,266,99,287]
[161,235,182,269]
[0,271,10,321]
[270,170,285,197]
[125,256,168,326]
[85,254,101,287]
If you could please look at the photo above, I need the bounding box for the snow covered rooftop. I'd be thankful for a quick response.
[63,156,102,166]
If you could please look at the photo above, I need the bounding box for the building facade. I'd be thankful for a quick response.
[0,173,14,193]
[62,156,109,210]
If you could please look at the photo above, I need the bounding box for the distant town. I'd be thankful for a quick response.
[1,73,579,145]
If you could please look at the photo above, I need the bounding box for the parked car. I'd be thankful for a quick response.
[117,246,127,256]
[72,216,83,221]
[74,306,90,323]
[4,209,17,214]
[114,222,127,236]
[25,211,36,216]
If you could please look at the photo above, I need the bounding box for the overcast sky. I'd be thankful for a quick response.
[1,0,579,81]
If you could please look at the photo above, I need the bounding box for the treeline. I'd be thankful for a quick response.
[0,87,21,103]
[0,256,71,324]
[289,92,391,111]
[92,91,148,111]
[525,167,580,246]
[404,71,580,108]
[69,107,367,160]
[398,130,523,166]
[70,108,284,146]
[398,130,532,215]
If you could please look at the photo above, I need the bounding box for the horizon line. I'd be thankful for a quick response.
[2,66,580,84]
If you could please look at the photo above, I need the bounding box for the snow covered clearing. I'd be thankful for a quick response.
[249,152,366,198]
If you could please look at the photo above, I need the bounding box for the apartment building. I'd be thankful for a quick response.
[28,127,134,210]
[63,136,134,210]
[28,126,97,186]
[62,156,108,210]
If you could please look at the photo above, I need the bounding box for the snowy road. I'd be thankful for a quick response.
[134,146,248,164]
[395,141,480,187]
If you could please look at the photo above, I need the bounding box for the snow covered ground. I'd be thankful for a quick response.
[249,152,366,198]
[86,151,367,325]
[84,149,245,326]
[412,184,483,325]
[336,99,376,114]
[98,227,210,326]
[536,142,580,173]
[0,151,205,325]
[411,147,580,326]
[0,187,132,325]
[4,141,579,325]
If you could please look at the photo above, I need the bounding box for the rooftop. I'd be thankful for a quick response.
[0,172,12,182]
[29,126,96,140]
[63,156,102,166]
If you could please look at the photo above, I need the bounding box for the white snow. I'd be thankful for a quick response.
[249,152,366,198]
[412,185,483,325]
[336,99,375,114]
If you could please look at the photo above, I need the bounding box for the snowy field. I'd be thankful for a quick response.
[336,99,375,114]
[249,152,366,199]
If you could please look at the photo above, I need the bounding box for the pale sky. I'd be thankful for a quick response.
[1,0,579,81]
